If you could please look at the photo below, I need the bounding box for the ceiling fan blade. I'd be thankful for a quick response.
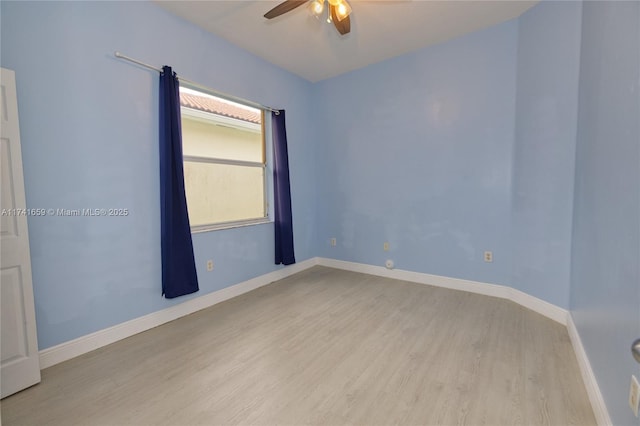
[264,0,307,19]
[330,5,351,35]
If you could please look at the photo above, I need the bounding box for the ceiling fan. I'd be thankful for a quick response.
[264,0,352,35]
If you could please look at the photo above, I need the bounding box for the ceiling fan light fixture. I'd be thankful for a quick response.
[310,0,324,16]
[263,0,350,35]
[335,0,352,22]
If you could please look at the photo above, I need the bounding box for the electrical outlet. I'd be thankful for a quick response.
[383,242,390,251]
[330,238,337,247]
[206,260,214,271]
[630,375,639,417]
[484,251,493,262]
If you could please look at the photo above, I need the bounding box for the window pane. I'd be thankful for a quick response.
[181,115,263,163]
[183,161,265,226]
[179,86,267,229]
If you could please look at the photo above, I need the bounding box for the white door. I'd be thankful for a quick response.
[0,68,40,398]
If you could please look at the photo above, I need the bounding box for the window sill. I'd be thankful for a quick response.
[191,217,271,234]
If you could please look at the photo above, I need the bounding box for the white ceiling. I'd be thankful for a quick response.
[155,0,537,82]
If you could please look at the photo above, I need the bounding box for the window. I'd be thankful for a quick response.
[179,86,267,231]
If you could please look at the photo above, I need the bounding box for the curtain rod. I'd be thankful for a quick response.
[114,51,280,115]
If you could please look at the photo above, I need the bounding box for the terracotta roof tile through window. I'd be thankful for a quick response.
[180,92,261,124]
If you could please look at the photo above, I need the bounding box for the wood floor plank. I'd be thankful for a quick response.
[1,267,596,425]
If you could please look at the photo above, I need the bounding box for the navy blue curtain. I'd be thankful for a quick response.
[159,66,199,298]
[272,110,296,265]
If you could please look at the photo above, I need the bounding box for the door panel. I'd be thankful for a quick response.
[0,67,40,398]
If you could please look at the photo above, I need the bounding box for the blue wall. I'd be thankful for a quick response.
[0,1,318,349]
[512,2,582,308]
[313,5,584,310]
[314,21,518,286]
[3,3,639,423]
[570,2,640,425]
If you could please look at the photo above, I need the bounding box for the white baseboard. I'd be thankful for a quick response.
[317,258,568,325]
[39,258,319,369]
[508,287,568,325]
[566,314,612,426]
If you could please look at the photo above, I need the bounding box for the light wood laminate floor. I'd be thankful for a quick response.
[2,266,595,425]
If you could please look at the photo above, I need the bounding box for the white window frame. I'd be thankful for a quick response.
[179,86,271,233]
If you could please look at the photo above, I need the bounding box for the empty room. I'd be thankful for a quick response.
[1,0,638,425]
